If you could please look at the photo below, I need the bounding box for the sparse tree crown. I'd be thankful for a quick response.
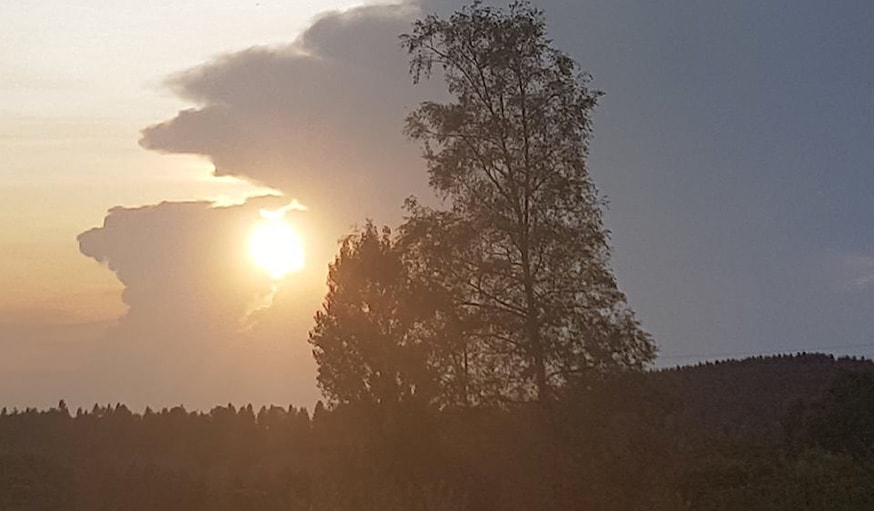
[401,1,655,403]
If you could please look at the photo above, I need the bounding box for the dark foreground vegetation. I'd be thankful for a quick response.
[3,354,874,510]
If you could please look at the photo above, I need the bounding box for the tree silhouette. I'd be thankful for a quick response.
[401,1,655,402]
[308,222,441,408]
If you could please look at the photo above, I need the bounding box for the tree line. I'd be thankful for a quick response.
[2,354,874,510]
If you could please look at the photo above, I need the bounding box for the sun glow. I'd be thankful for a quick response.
[249,209,305,279]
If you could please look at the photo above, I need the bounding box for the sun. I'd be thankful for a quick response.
[248,210,305,279]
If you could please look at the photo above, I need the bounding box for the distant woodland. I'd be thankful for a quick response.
[2,354,874,510]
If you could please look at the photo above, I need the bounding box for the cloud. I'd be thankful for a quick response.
[75,195,324,407]
[67,3,456,408]
[80,198,261,340]
[139,3,443,223]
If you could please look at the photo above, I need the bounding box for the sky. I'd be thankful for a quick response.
[2,0,873,411]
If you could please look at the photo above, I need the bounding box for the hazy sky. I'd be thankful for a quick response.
[2,0,873,410]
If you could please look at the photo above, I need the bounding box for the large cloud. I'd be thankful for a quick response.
[76,196,324,407]
[140,3,443,221]
[72,3,449,408]
[80,198,276,341]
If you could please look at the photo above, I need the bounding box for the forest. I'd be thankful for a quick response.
[2,354,874,510]
[4,2,872,509]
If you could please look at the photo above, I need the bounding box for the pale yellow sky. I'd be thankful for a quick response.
[0,0,366,324]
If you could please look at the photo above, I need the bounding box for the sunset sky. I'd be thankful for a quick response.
[2,0,873,411]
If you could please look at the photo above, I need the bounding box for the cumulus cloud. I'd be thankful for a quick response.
[80,197,272,340]
[76,196,325,407]
[140,3,443,222]
[68,3,460,408]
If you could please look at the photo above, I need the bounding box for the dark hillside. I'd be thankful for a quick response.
[652,354,874,436]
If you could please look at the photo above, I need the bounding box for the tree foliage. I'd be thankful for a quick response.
[805,371,874,460]
[399,1,655,402]
[308,222,441,407]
